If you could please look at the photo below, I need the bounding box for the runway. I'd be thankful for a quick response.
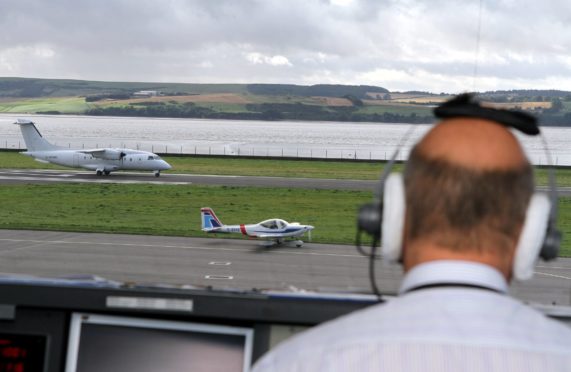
[0,169,377,190]
[0,230,569,307]
[1,169,570,195]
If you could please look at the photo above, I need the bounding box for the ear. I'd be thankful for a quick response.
[513,193,551,281]
[381,173,406,263]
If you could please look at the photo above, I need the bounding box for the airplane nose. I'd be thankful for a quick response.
[306,225,314,230]
[161,160,172,170]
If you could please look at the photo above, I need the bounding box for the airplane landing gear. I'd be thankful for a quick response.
[104,170,110,176]
[96,170,103,176]
[154,170,161,177]
[294,240,304,248]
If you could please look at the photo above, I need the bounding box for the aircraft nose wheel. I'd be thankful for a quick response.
[154,171,161,177]
[104,171,110,176]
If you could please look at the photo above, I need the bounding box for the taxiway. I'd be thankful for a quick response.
[0,230,569,306]
[0,169,570,195]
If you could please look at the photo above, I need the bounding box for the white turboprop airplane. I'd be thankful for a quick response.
[201,207,314,247]
[15,119,172,177]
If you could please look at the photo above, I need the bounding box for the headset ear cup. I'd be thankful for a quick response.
[381,173,406,262]
[513,193,551,281]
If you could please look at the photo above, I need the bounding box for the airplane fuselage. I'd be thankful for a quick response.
[200,208,314,247]
[214,223,312,238]
[24,149,170,173]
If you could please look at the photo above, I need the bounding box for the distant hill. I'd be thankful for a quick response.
[0,77,388,99]
[246,84,388,99]
[0,77,248,98]
[481,89,571,98]
[1,77,570,126]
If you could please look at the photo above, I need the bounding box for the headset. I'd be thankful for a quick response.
[356,94,561,299]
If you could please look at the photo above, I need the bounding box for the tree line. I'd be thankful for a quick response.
[85,101,433,123]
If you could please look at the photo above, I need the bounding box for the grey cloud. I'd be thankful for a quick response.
[0,0,570,91]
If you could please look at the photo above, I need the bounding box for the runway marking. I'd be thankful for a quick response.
[209,261,232,266]
[535,271,571,280]
[0,170,75,177]
[205,275,234,280]
[536,265,571,270]
[0,238,363,258]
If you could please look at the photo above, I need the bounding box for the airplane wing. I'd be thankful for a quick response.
[257,233,291,239]
[79,149,125,160]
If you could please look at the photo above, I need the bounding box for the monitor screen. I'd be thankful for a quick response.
[65,314,253,372]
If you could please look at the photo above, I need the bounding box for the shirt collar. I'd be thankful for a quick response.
[399,260,509,295]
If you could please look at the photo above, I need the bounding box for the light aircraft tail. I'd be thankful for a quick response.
[201,207,224,231]
[14,119,61,152]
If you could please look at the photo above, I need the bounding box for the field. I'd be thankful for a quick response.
[0,183,371,245]
[116,93,254,105]
[0,97,89,113]
[0,182,569,256]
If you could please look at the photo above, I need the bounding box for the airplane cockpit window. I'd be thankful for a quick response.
[148,156,153,160]
[260,220,279,229]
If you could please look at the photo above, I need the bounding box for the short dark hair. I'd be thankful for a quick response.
[404,145,534,253]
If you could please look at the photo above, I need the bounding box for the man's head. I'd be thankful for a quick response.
[402,118,534,278]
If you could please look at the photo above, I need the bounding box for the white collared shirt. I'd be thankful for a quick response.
[253,260,571,372]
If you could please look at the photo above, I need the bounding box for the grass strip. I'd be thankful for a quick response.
[0,183,371,245]
[0,183,570,257]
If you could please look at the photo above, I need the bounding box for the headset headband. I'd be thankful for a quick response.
[434,93,540,135]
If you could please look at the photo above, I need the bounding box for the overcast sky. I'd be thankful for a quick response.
[1,0,570,93]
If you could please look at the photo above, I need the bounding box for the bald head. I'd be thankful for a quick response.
[417,118,529,171]
[403,118,534,276]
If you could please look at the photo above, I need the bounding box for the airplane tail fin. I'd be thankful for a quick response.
[14,119,61,152]
[201,207,224,231]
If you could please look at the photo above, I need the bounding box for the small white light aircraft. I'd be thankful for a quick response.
[201,207,315,247]
[15,119,171,177]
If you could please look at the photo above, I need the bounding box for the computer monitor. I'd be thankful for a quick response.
[65,313,254,372]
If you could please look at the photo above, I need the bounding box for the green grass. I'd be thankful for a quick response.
[0,182,570,256]
[164,156,395,179]
[0,183,370,245]
[0,97,89,113]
